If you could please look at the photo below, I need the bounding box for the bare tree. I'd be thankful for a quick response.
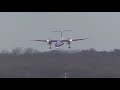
[23,48,35,54]
[11,47,23,56]
[0,49,9,55]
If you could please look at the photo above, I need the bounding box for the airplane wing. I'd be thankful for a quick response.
[30,40,57,42]
[71,38,88,41]
[30,40,47,42]
[49,40,58,42]
[62,38,88,42]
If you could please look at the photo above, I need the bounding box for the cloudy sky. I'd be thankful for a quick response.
[0,12,120,52]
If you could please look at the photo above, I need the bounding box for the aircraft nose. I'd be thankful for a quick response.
[55,43,59,47]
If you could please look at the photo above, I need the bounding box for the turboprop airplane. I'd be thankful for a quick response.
[30,30,88,49]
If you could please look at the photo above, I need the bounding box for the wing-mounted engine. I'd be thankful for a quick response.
[47,39,52,49]
[66,38,72,48]
[68,38,72,44]
[47,39,50,44]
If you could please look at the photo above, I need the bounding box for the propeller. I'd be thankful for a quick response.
[68,38,72,43]
[65,38,72,46]
[47,38,52,46]
[66,38,72,48]
[69,38,73,42]
[47,39,50,43]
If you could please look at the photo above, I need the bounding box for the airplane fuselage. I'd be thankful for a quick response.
[31,30,87,49]
[55,40,64,48]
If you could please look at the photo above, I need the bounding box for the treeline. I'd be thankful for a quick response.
[0,48,120,78]
[1,47,120,55]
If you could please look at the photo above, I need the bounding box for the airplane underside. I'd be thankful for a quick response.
[49,44,71,49]
[31,30,88,50]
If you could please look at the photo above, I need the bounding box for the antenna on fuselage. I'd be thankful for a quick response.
[52,30,72,40]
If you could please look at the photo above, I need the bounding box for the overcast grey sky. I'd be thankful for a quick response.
[0,12,120,52]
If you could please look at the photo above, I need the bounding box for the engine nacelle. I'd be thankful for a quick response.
[69,39,72,42]
[68,38,72,44]
[47,39,52,45]
[47,40,49,43]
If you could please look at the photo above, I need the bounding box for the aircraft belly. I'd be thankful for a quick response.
[55,42,64,47]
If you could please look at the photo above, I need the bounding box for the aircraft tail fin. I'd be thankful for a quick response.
[52,30,72,40]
